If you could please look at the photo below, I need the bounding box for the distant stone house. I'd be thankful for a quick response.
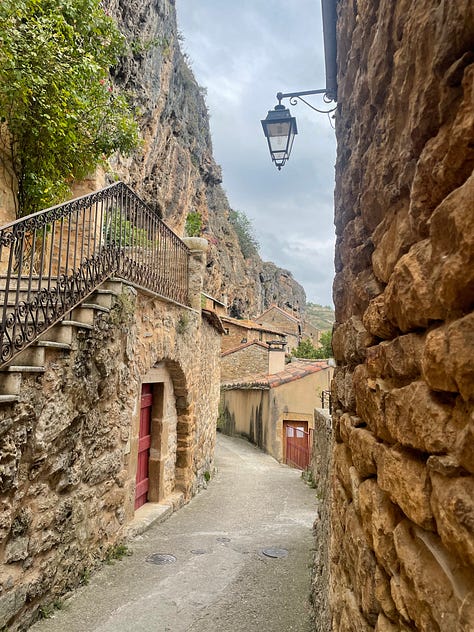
[220,346,332,463]
[256,305,302,352]
[221,339,288,382]
[220,314,287,353]
[301,321,321,347]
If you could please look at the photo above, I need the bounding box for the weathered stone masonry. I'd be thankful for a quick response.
[0,245,221,629]
[328,1,474,631]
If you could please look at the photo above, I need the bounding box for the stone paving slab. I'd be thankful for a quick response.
[30,434,317,631]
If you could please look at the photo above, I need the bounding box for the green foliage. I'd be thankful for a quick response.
[203,470,211,482]
[185,211,202,237]
[104,212,150,247]
[105,543,129,564]
[317,330,333,358]
[0,0,140,217]
[292,330,333,359]
[229,209,259,258]
[292,339,320,359]
[38,599,64,619]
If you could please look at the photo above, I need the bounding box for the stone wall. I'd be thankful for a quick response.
[0,283,221,630]
[330,1,474,631]
[310,409,332,632]
[221,343,269,382]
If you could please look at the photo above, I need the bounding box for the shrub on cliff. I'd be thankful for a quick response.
[0,0,140,217]
[229,209,259,258]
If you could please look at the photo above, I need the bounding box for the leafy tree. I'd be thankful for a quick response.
[292,330,333,359]
[292,339,320,359]
[0,0,140,217]
[229,209,259,258]
[317,330,333,358]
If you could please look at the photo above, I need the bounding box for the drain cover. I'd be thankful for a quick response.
[146,553,177,565]
[190,549,207,555]
[216,537,231,543]
[261,547,288,559]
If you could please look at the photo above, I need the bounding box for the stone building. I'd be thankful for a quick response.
[318,1,474,631]
[0,217,223,630]
[256,304,303,352]
[220,314,287,353]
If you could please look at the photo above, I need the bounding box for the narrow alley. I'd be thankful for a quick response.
[30,434,317,632]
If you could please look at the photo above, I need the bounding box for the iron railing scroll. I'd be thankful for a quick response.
[0,182,189,367]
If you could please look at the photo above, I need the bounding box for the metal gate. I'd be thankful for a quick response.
[285,422,311,470]
[135,383,153,510]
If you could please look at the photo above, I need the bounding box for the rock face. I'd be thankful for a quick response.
[101,0,306,319]
[328,1,474,630]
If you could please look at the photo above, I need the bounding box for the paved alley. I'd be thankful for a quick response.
[31,434,317,632]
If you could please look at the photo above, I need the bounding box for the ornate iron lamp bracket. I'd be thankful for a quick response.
[276,89,337,114]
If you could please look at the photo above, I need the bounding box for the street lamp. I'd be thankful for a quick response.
[261,89,336,170]
[260,103,298,171]
[261,0,338,169]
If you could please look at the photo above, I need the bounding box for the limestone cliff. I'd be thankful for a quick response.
[102,0,306,319]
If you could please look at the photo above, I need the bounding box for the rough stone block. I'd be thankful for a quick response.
[348,427,378,478]
[431,172,474,315]
[375,613,399,632]
[363,295,399,341]
[456,409,474,474]
[332,316,374,366]
[394,519,468,631]
[377,445,434,530]
[385,240,443,333]
[332,366,356,412]
[430,473,474,567]
[366,333,424,381]
[333,442,354,499]
[353,364,393,442]
[384,380,460,453]
[374,565,397,623]
[422,314,474,400]
[358,478,402,574]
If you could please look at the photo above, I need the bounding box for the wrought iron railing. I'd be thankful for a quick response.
[0,182,189,366]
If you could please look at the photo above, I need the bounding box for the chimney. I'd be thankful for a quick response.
[267,340,286,375]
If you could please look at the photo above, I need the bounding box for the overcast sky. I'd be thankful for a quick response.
[176,1,337,307]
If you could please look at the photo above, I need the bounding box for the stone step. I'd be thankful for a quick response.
[0,394,19,405]
[91,289,115,309]
[71,303,110,326]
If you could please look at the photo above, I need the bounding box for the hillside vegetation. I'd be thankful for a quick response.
[305,302,335,331]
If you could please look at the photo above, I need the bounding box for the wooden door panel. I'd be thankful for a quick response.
[135,383,153,510]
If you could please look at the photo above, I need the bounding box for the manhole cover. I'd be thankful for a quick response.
[261,547,288,559]
[216,537,231,543]
[146,553,177,565]
[190,549,208,555]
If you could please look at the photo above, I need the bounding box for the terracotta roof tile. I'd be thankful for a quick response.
[221,360,329,390]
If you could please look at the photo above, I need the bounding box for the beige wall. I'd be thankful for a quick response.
[329,2,474,631]
[219,388,270,451]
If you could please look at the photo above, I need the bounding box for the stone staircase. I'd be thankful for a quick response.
[0,279,124,405]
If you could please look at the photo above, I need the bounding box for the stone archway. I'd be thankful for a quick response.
[162,359,194,498]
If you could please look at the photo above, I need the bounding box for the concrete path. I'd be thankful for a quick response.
[31,434,317,632]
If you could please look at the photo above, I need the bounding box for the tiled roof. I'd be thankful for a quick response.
[220,315,286,336]
[221,340,270,357]
[221,360,329,390]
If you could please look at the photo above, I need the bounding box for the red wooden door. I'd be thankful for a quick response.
[135,383,153,510]
[284,421,310,469]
